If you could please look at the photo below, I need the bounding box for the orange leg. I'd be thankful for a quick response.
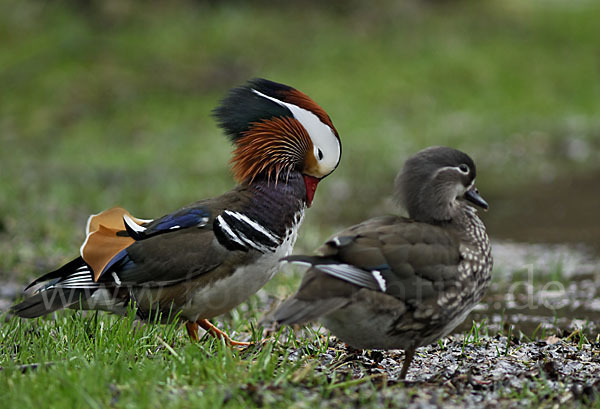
[185,321,200,341]
[196,319,252,347]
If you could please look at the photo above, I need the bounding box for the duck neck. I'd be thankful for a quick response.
[238,172,307,238]
[444,203,488,245]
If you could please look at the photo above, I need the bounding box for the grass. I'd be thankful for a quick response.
[2,0,600,278]
[2,0,600,407]
[462,319,488,350]
[0,310,397,408]
[2,311,598,407]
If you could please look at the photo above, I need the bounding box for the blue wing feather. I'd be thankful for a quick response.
[153,209,210,231]
[125,208,211,240]
[100,249,131,276]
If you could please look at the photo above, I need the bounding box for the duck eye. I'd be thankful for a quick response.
[458,164,470,174]
[316,148,324,161]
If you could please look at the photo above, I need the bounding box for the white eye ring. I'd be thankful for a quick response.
[457,164,470,174]
[315,147,324,161]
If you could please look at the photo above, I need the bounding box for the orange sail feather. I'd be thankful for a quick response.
[80,207,151,281]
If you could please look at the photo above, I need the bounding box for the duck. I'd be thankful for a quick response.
[273,146,491,376]
[11,78,342,346]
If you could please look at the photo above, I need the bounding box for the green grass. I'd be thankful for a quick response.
[2,0,600,407]
[4,314,595,408]
[0,310,395,408]
[2,0,600,279]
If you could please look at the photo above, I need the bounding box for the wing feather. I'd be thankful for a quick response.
[285,216,461,296]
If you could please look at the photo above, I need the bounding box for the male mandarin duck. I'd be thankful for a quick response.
[11,78,341,345]
[273,147,492,377]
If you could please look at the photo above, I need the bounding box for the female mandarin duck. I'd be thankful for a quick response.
[11,78,341,345]
[273,147,492,377]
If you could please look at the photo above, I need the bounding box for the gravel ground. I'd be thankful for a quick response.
[281,333,600,408]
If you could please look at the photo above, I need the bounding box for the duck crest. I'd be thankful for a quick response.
[212,79,295,143]
[213,78,341,185]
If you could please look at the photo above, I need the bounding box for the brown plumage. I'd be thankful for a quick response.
[273,147,492,378]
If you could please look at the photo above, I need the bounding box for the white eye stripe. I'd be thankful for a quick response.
[435,165,470,176]
[252,89,341,173]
